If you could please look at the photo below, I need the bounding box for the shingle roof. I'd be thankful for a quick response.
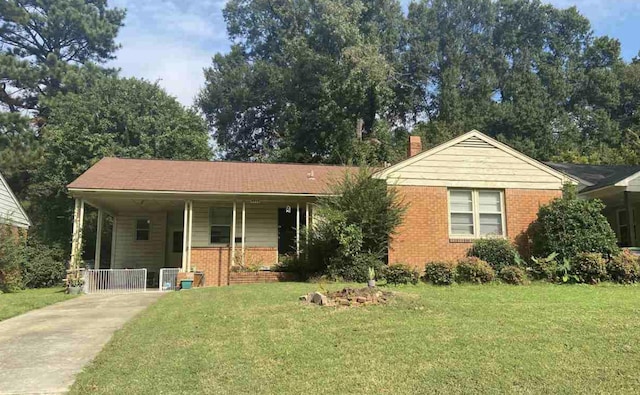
[67,157,356,195]
[545,162,640,192]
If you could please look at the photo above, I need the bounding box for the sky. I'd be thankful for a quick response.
[108,0,640,107]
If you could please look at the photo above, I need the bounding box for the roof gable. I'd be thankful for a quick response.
[374,130,574,189]
[0,172,31,228]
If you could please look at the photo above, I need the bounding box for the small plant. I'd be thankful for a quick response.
[499,266,529,285]
[456,257,495,284]
[529,252,559,281]
[423,261,457,285]
[381,264,419,285]
[607,251,640,284]
[367,266,376,287]
[571,252,608,284]
[468,238,518,272]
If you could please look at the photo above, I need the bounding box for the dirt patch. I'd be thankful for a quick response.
[300,287,394,307]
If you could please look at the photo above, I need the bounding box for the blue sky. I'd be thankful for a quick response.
[109,0,640,106]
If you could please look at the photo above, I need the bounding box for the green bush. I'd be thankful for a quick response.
[607,251,640,284]
[302,168,406,279]
[528,252,559,281]
[571,253,608,284]
[423,261,457,285]
[456,257,495,284]
[327,252,385,283]
[530,194,618,262]
[382,264,420,285]
[499,265,529,285]
[0,224,26,292]
[467,238,518,272]
[22,239,66,288]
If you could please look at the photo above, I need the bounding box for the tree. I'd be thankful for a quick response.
[198,0,407,163]
[0,0,125,112]
[30,76,212,247]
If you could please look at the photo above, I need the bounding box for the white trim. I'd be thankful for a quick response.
[296,203,300,257]
[448,188,506,239]
[374,130,576,184]
[68,188,336,198]
[187,201,193,271]
[110,216,117,269]
[231,201,237,266]
[181,201,189,271]
[0,171,31,228]
[241,201,246,266]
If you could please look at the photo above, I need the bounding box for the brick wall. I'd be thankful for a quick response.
[229,271,296,285]
[190,247,278,287]
[389,186,561,270]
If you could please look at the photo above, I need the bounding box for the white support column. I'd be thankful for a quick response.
[95,209,104,269]
[296,202,300,257]
[625,192,636,246]
[70,199,85,268]
[231,201,237,266]
[241,201,246,266]
[110,216,117,269]
[305,202,310,246]
[187,201,193,271]
[181,200,189,272]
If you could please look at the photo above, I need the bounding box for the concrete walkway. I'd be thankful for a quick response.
[0,292,163,395]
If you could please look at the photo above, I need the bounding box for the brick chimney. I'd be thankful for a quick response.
[408,135,422,158]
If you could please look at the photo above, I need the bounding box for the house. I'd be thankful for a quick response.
[546,162,640,248]
[67,130,573,286]
[0,171,31,230]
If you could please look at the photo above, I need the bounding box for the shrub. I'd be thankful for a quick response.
[530,193,618,262]
[22,240,66,288]
[571,253,607,284]
[456,257,495,284]
[467,238,518,272]
[382,264,420,285]
[0,224,26,292]
[327,252,385,283]
[529,252,559,281]
[303,168,406,280]
[607,251,640,284]
[499,266,529,285]
[424,261,457,285]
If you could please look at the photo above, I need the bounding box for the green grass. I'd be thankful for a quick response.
[0,287,75,321]
[71,283,640,394]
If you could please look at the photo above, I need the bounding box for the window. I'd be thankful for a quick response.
[135,219,150,241]
[448,189,504,238]
[210,207,232,244]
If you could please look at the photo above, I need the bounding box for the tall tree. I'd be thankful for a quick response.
[198,0,406,163]
[31,76,212,247]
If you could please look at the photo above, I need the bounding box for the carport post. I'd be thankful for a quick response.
[241,201,246,266]
[231,201,237,266]
[70,198,85,268]
[296,203,300,257]
[187,201,193,272]
[181,201,189,272]
[94,209,103,269]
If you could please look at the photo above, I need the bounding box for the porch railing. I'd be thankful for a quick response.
[83,269,147,294]
[159,268,180,291]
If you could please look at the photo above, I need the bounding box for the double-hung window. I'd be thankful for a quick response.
[135,219,150,241]
[449,189,505,238]
[209,208,232,244]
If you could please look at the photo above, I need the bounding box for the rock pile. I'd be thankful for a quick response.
[300,287,393,307]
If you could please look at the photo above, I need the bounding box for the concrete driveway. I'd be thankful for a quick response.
[0,292,163,395]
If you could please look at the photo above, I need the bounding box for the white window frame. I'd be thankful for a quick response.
[134,218,150,241]
[209,207,233,245]
[448,189,506,239]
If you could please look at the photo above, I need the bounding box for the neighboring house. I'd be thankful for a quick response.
[0,171,31,230]
[67,130,573,285]
[546,162,640,248]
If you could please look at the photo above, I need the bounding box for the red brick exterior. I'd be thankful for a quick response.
[229,271,296,285]
[389,186,562,270]
[190,247,278,287]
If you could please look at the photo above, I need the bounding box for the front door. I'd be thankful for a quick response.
[168,229,183,268]
[278,207,306,255]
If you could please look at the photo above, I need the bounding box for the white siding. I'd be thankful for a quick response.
[385,136,564,190]
[113,213,167,270]
[191,201,278,248]
[0,173,30,228]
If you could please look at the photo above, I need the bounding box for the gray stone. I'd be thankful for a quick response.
[311,291,328,305]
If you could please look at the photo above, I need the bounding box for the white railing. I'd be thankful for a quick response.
[83,269,148,294]
[159,268,180,291]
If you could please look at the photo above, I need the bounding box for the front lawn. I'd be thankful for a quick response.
[0,287,75,321]
[71,283,640,394]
